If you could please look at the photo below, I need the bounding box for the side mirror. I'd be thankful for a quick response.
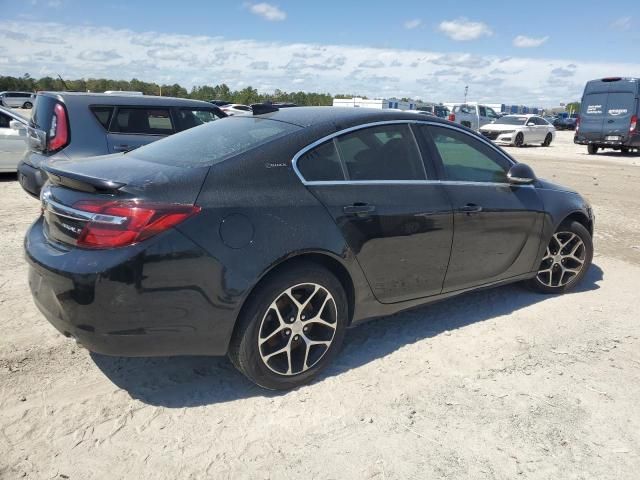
[508,163,536,185]
[526,121,535,126]
[9,119,26,131]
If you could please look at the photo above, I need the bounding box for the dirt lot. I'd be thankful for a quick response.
[1,131,639,479]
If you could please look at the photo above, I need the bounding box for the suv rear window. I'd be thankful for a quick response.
[131,117,300,167]
[111,107,174,135]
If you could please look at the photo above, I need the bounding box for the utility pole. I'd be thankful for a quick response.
[464,85,469,104]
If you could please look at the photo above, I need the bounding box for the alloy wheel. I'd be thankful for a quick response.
[258,283,338,376]
[536,232,586,288]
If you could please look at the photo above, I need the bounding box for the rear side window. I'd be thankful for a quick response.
[90,106,114,129]
[335,124,426,181]
[297,141,344,181]
[429,126,510,183]
[131,117,300,167]
[175,108,222,131]
[112,107,174,134]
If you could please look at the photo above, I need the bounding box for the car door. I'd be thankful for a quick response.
[0,110,28,171]
[534,117,551,141]
[296,122,453,303]
[106,106,174,153]
[603,91,636,140]
[422,125,544,292]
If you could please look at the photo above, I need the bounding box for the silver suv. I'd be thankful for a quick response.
[18,92,226,198]
[0,91,36,109]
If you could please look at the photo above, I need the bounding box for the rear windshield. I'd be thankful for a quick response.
[131,116,301,167]
[31,94,59,131]
[582,92,635,118]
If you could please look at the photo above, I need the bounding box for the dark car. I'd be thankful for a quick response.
[25,107,594,390]
[18,92,226,198]
[574,77,640,155]
[553,114,578,131]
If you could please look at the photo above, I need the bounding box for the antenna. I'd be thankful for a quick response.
[57,74,69,91]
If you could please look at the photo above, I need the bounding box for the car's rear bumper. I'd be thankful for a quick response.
[25,217,241,357]
[574,133,640,147]
[17,160,45,199]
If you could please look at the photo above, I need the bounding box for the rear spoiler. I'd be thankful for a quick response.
[42,163,126,194]
[251,103,279,115]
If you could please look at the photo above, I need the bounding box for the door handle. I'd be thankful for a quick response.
[457,203,483,214]
[343,203,376,216]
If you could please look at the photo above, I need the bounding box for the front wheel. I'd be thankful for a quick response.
[528,221,593,294]
[514,132,525,147]
[228,263,348,390]
[588,144,598,155]
[542,133,552,147]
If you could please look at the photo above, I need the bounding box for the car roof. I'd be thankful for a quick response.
[256,106,452,131]
[37,91,215,108]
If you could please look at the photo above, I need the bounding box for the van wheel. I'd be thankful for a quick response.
[587,144,598,155]
[542,133,552,147]
[228,262,348,390]
[514,133,524,147]
[22,102,33,109]
[621,147,630,154]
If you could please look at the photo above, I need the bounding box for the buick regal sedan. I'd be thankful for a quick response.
[25,107,594,390]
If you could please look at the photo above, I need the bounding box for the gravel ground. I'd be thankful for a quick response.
[1,131,639,479]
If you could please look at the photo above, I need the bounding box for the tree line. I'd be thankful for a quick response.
[0,74,338,106]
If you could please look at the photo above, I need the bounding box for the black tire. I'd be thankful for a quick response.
[542,133,552,147]
[621,146,630,154]
[22,102,33,109]
[587,144,598,155]
[228,262,348,390]
[528,220,593,294]
[514,132,524,147]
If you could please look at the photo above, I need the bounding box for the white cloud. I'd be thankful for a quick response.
[247,3,286,22]
[513,35,549,48]
[1,21,639,105]
[610,16,632,31]
[438,18,493,41]
[404,19,422,30]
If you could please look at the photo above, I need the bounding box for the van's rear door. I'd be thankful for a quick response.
[602,92,637,140]
[580,92,608,141]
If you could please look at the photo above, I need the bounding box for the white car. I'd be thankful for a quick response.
[220,104,252,116]
[0,106,29,172]
[479,114,556,147]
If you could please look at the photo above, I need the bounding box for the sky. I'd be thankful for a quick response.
[1,0,639,106]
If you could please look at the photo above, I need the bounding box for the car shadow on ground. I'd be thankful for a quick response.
[91,264,604,407]
[0,172,18,182]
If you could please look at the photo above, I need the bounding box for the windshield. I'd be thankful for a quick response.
[131,117,301,167]
[493,116,528,126]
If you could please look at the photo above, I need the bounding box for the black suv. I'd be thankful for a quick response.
[18,92,226,198]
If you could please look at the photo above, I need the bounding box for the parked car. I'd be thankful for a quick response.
[25,107,594,390]
[553,115,578,131]
[0,105,29,172]
[18,92,226,198]
[416,104,450,118]
[448,103,500,130]
[479,114,555,147]
[574,77,640,155]
[0,91,36,109]
[220,104,253,116]
[209,99,231,107]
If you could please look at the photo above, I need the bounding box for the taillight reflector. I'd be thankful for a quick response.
[448,113,456,122]
[48,103,69,152]
[575,115,580,133]
[631,115,638,133]
[72,200,201,249]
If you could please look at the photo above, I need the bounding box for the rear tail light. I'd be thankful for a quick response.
[72,200,201,249]
[575,115,580,133]
[448,113,456,122]
[48,103,69,152]
[631,115,638,133]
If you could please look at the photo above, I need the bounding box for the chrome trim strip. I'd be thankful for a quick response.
[302,179,533,188]
[291,119,517,185]
[41,189,128,225]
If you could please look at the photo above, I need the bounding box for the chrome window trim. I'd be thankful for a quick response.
[292,120,517,186]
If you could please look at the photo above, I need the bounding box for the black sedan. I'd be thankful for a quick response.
[25,107,594,390]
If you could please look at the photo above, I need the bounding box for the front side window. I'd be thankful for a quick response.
[112,107,174,134]
[429,126,510,183]
[479,106,487,117]
[335,124,425,181]
[0,112,10,128]
[297,140,344,181]
[486,107,498,119]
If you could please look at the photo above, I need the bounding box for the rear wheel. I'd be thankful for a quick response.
[22,101,32,109]
[587,144,598,155]
[528,221,593,294]
[514,132,525,147]
[542,133,552,147]
[621,146,630,154]
[228,263,348,390]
